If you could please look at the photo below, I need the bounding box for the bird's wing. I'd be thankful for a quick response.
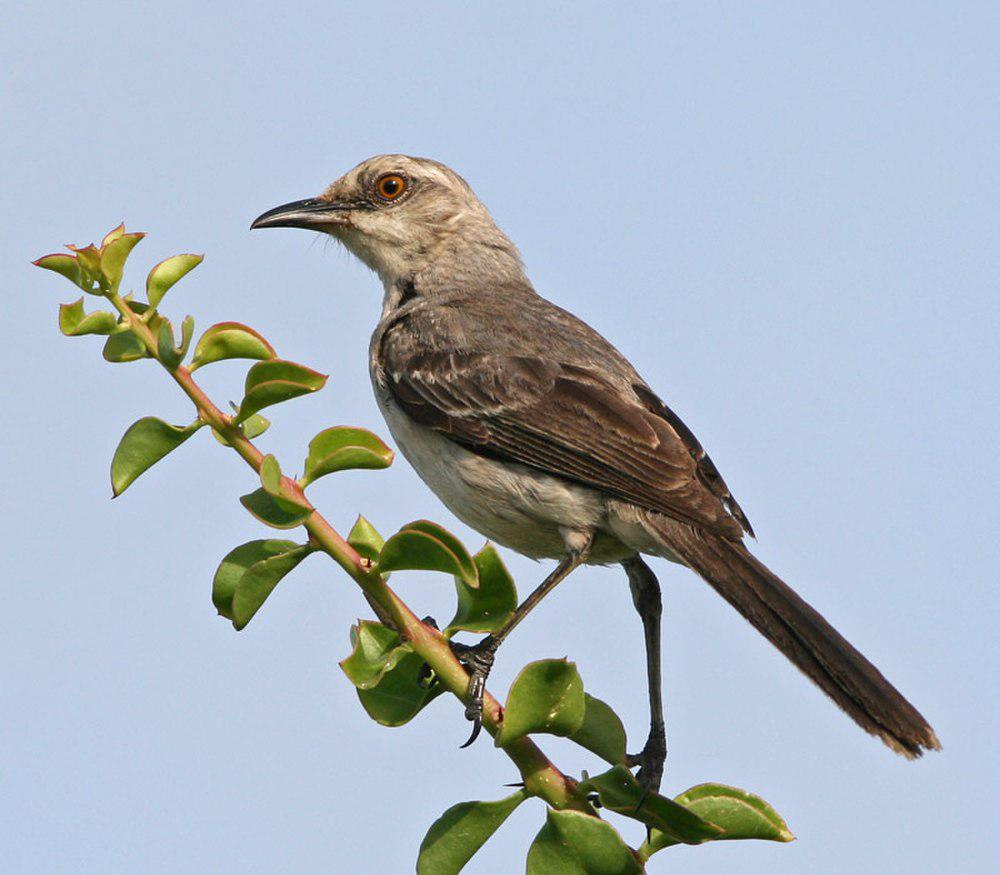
[383,349,752,539]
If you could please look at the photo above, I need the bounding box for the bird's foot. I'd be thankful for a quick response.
[450,634,500,748]
[626,722,667,799]
[414,619,499,745]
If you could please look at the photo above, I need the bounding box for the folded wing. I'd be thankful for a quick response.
[384,349,751,539]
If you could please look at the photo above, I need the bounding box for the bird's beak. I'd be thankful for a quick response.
[250,198,350,230]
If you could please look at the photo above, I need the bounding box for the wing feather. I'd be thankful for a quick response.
[383,348,749,539]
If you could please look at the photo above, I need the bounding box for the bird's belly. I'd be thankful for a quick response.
[375,394,628,561]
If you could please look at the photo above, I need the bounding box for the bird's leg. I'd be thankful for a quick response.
[622,555,667,794]
[456,541,591,748]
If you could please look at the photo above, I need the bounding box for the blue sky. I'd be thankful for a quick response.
[3,2,997,872]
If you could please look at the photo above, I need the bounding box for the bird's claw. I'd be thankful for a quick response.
[452,635,499,748]
[416,617,443,688]
[626,724,667,799]
[415,624,499,747]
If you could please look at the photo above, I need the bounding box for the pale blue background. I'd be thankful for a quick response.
[3,2,997,872]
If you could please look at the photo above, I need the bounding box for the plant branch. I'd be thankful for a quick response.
[107,292,593,814]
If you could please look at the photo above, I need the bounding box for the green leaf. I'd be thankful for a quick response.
[145,253,203,311]
[356,649,446,726]
[34,253,83,288]
[240,413,270,439]
[259,454,282,495]
[239,487,312,529]
[67,244,105,293]
[569,695,628,766]
[525,809,642,875]
[446,544,517,635]
[190,321,276,371]
[378,520,478,586]
[347,515,384,563]
[231,544,313,630]
[339,621,409,689]
[675,783,793,842]
[102,224,126,247]
[58,298,118,336]
[579,766,723,846]
[640,783,794,858]
[102,328,148,363]
[235,359,328,423]
[212,539,298,620]
[99,230,144,293]
[180,316,195,357]
[258,454,312,513]
[244,359,327,392]
[156,315,195,369]
[300,426,394,487]
[495,658,585,747]
[404,521,478,583]
[110,417,202,496]
[417,790,528,875]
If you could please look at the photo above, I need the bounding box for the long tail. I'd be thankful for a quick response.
[652,519,940,758]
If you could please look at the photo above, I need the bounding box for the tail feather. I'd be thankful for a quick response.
[653,519,940,758]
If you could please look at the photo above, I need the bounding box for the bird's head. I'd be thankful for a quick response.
[251,154,521,286]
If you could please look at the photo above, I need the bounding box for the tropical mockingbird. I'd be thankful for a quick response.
[252,155,940,790]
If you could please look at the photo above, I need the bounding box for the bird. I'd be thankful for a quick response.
[251,154,940,790]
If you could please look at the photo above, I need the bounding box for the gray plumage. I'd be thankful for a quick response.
[252,154,940,762]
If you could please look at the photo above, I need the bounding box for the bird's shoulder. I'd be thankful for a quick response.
[383,285,636,372]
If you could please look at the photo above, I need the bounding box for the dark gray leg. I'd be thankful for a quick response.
[622,555,667,793]
[458,540,591,747]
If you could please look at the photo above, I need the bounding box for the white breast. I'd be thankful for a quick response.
[374,391,617,560]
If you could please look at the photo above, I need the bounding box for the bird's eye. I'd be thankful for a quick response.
[375,174,407,201]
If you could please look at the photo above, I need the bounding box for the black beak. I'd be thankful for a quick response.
[250,198,349,230]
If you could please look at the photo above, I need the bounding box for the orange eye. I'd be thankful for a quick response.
[376,174,407,200]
